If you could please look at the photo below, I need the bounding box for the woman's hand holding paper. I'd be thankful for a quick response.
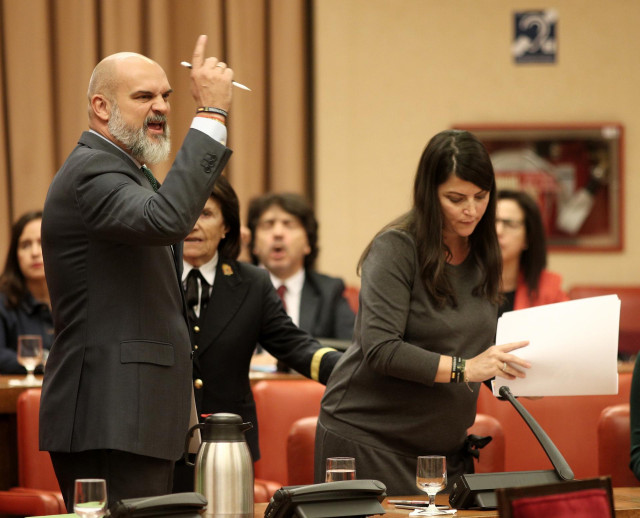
[465,340,530,382]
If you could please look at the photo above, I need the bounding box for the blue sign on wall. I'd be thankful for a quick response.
[512,10,557,64]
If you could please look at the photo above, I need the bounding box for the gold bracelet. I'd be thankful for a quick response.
[462,361,473,392]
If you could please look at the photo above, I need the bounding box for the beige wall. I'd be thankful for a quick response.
[312,0,640,290]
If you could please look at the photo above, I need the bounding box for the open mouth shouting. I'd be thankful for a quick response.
[145,115,167,136]
[269,244,287,260]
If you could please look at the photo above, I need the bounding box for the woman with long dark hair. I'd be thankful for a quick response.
[314,130,531,494]
[0,210,53,373]
[496,189,568,317]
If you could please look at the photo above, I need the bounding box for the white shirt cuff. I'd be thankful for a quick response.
[190,117,227,146]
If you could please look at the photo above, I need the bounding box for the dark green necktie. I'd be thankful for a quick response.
[141,165,160,192]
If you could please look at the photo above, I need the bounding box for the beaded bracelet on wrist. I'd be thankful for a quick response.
[196,106,228,118]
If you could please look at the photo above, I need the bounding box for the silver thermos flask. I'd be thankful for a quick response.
[185,413,254,517]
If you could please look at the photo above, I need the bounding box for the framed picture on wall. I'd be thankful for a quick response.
[455,123,624,252]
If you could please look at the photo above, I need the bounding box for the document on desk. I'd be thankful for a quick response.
[493,295,620,397]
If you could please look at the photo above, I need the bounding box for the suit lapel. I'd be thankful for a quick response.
[173,242,184,278]
[82,133,186,313]
[299,275,320,334]
[197,261,249,353]
[173,242,190,320]
[80,131,140,172]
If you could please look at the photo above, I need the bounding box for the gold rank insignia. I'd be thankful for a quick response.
[222,263,234,276]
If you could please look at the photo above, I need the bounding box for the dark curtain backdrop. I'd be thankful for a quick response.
[0,0,312,260]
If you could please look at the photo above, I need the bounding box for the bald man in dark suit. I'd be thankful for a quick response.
[40,35,233,508]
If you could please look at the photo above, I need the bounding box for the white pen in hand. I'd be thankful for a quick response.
[180,61,251,91]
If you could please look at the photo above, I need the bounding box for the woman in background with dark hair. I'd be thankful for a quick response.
[314,130,531,495]
[0,210,53,373]
[173,175,342,491]
[496,189,568,317]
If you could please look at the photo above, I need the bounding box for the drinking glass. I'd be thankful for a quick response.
[325,457,356,482]
[416,455,447,515]
[74,478,107,517]
[10,335,43,386]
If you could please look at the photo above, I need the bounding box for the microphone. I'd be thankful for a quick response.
[448,386,574,509]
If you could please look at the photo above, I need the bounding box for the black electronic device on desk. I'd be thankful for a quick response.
[109,492,207,517]
[264,479,386,518]
[449,386,575,510]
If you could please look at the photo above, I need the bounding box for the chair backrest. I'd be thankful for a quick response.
[252,379,325,485]
[343,285,360,314]
[284,412,505,487]
[468,413,505,474]
[286,416,318,486]
[496,476,615,518]
[569,285,640,357]
[0,490,61,516]
[16,388,61,491]
[476,372,633,478]
[598,403,639,487]
[253,479,283,503]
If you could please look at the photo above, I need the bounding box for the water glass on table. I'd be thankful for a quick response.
[74,478,107,517]
[325,456,356,482]
[416,455,447,515]
[9,335,43,386]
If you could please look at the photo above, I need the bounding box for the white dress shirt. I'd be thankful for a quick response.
[269,268,305,327]
[182,253,218,317]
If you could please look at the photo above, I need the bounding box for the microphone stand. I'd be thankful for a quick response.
[498,386,574,481]
[449,386,574,509]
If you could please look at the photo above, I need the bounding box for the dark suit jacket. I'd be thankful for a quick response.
[299,270,355,340]
[191,260,340,460]
[40,130,231,461]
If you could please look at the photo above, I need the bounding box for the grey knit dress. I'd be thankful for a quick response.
[315,229,497,495]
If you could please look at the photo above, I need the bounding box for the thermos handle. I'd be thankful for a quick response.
[184,423,205,466]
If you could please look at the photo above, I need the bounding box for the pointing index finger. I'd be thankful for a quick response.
[500,340,530,352]
[191,35,208,69]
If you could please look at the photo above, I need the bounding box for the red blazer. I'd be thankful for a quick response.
[514,270,569,310]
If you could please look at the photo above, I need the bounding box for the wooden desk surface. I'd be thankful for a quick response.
[1,361,633,415]
[0,375,43,413]
[24,487,640,517]
[0,369,303,414]
[253,487,640,517]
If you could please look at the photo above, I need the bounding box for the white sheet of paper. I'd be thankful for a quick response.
[493,295,620,397]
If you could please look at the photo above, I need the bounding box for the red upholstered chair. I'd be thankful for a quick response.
[343,285,360,314]
[253,379,325,485]
[9,388,67,513]
[253,478,282,503]
[284,412,505,487]
[598,403,639,487]
[13,388,279,508]
[287,416,318,486]
[569,285,640,358]
[0,489,62,516]
[496,476,614,518]
[16,389,61,492]
[468,413,506,474]
[476,373,633,478]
